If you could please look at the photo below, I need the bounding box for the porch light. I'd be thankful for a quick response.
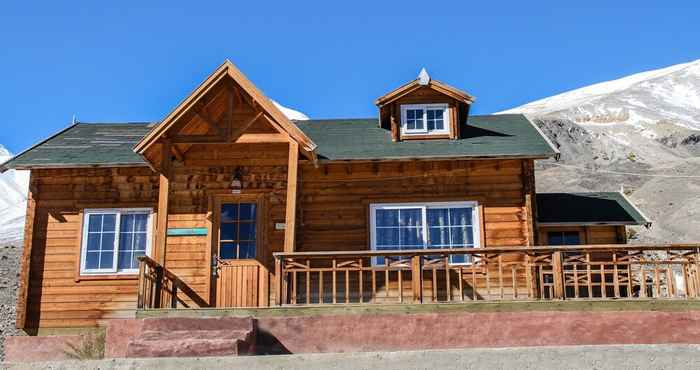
[230,167,243,194]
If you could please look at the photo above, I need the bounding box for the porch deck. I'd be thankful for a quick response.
[137,244,700,310]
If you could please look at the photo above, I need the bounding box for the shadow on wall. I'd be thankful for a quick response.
[256,327,292,355]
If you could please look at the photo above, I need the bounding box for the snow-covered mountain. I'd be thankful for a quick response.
[0,145,29,246]
[499,58,700,243]
[500,59,700,129]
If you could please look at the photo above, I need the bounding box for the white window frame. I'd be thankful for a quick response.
[400,104,450,136]
[80,208,153,275]
[369,201,481,265]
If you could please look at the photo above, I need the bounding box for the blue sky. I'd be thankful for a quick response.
[2,1,700,153]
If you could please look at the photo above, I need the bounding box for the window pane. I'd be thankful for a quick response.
[120,214,135,233]
[548,232,564,245]
[87,233,101,251]
[132,250,146,265]
[434,110,443,119]
[133,214,148,232]
[88,215,102,232]
[407,110,415,119]
[376,209,399,227]
[376,228,399,247]
[451,226,474,246]
[450,208,472,226]
[220,242,236,259]
[427,110,435,120]
[220,223,237,241]
[563,232,581,245]
[119,232,132,251]
[427,209,449,227]
[85,252,100,269]
[400,227,423,247]
[434,119,444,130]
[239,242,256,259]
[133,233,147,252]
[239,203,256,221]
[239,222,256,241]
[414,115,424,129]
[429,227,450,246]
[100,251,114,269]
[101,232,115,251]
[221,204,238,222]
[407,119,416,130]
[102,214,116,231]
[399,208,422,227]
[118,251,132,270]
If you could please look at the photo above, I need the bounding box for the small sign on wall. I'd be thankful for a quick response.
[275,223,286,230]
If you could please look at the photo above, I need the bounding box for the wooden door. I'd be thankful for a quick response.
[211,196,269,307]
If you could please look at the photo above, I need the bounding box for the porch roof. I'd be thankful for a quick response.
[536,192,651,227]
[1,114,558,171]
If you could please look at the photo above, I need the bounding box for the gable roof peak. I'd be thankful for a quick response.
[417,67,430,85]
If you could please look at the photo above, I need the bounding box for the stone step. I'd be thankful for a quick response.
[126,338,250,358]
[141,316,255,332]
[138,329,253,342]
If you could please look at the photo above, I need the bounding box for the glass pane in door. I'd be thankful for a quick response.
[219,203,256,259]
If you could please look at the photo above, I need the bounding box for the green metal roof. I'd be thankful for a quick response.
[536,192,651,226]
[0,123,152,171]
[296,114,558,161]
[1,114,558,171]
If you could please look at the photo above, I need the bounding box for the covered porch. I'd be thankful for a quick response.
[136,243,700,309]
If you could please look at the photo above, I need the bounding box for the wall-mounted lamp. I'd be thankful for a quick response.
[230,167,243,194]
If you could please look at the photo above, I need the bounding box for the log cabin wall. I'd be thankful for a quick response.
[298,158,534,252]
[23,167,158,330]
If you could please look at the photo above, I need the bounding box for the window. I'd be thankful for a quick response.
[400,104,450,136]
[80,209,152,275]
[547,231,581,245]
[219,203,257,259]
[370,202,480,265]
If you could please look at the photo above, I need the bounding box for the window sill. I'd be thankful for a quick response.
[400,133,451,140]
[75,274,139,282]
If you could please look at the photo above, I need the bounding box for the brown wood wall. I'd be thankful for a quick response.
[24,167,159,329]
[298,158,533,252]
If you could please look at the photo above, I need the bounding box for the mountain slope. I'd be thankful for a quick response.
[499,59,700,243]
[0,145,29,245]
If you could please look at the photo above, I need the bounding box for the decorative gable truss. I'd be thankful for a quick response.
[134,60,317,172]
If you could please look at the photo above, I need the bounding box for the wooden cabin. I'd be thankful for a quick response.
[1,60,662,333]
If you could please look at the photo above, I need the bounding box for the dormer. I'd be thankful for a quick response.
[375,68,475,141]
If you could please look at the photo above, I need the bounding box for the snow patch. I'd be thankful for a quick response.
[272,100,310,121]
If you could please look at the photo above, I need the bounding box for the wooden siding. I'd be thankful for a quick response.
[23,167,158,329]
[298,158,532,252]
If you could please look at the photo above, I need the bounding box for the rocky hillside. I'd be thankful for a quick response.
[500,59,700,243]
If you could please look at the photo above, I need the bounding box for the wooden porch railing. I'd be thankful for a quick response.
[136,256,209,309]
[274,244,700,306]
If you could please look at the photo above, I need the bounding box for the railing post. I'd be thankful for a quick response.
[154,265,163,308]
[552,251,565,299]
[275,255,283,306]
[137,258,146,309]
[171,281,178,309]
[411,255,423,303]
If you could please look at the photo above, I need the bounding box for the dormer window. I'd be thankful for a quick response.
[401,104,450,136]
